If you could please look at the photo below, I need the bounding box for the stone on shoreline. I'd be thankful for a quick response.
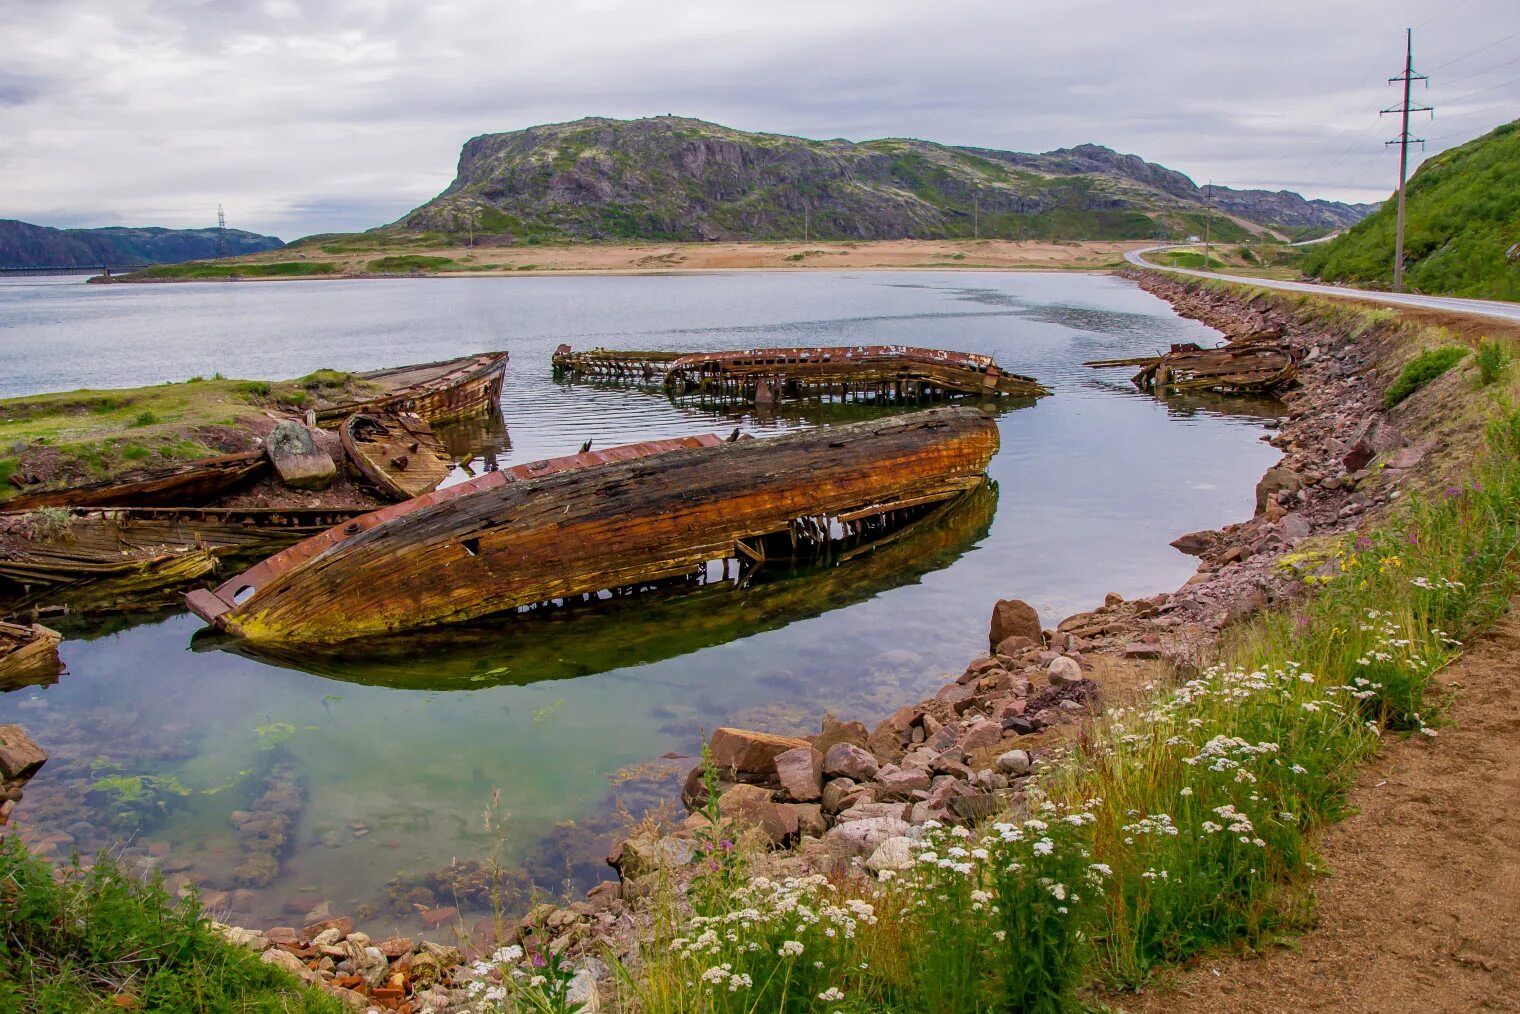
[822,742,879,781]
[708,727,810,779]
[1046,656,1081,685]
[773,746,823,802]
[989,599,1042,650]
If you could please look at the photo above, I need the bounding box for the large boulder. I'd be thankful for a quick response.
[708,727,810,780]
[0,725,46,781]
[266,421,335,491]
[1254,466,1302,514]
[717,784,797,846]
[823,816,911,856]
[822,743,879,781]
[773,746,823,802]
[989,599,1042,650]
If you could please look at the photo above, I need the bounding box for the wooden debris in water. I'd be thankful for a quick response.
[1084,340,1298,395]
[552,344,1050,403]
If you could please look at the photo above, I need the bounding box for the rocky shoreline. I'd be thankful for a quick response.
[2,270,1441,1011]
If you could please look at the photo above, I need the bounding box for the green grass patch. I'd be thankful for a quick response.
[130,409,159,427]
[1384,346,1470,407]
[0,837,341,1013]
[366,254,461,273]
[1477,338,1511,386]
[127,261,339,280]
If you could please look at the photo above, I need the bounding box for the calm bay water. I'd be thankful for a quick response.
[0,271,1279,935]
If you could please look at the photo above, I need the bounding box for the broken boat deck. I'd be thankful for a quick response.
[1084,340,1298,395]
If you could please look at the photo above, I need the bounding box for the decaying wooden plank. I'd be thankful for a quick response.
[190,407,998,644]
[3,451,269,511]
[340,412,452,501]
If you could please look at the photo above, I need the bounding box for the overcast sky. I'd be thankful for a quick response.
[3,0,1517,241]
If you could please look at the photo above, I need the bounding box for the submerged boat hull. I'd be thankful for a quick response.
[314,351,508,425]
[191,407,998,644]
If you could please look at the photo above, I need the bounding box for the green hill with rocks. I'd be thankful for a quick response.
[387,116,1373,244]
[1303,119,1520,300]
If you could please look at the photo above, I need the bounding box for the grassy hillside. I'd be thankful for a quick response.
[1302,120,1520,300]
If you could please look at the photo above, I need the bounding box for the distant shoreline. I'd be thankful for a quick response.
[100,238,1153,283]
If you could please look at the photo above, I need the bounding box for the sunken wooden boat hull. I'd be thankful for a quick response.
[340,412,452,501]
[662,345,1050,400]
[0,506,370,614]
[551,345,685,380]
[194,480,997,688]
[1084,341,1298,395]
[0,620,65,688]
[188,407,998,644]
[313,351,508,425]
[3,450,268,511]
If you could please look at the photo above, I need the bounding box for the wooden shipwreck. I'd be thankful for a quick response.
[313,351,508,424]
[187,406,998,644]
[3,450,268,511]
[0,620,64,688]
[340,412,452,501]
[1084,340,1298,395]
[552,344,1049,403]
[195,480,998,688]
[0,506,368,614]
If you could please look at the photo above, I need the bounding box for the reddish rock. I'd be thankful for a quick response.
[265,927,300,947]
[419,907,459,929]
[874,765,932,800]
[1254,466,1302,514]
[958,656,1004,685]
[811,715,869,755]
[708,727,811,778]
[822,743,879,781]
[717,784,797,846]
[959,718,1002,753]
[377,936,414,959]
[773,746,823,802]
[0,725,46,781]
[302,915,352,939]
[989,599,1041,650]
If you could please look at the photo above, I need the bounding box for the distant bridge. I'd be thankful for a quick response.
[0,264,140,276]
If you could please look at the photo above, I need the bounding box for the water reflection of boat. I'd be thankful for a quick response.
[192,481,998,690]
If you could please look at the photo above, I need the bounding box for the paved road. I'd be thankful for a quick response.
[1125,245,1520,325]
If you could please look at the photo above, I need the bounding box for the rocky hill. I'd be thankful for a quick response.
[1303,119,1520,300]
[394,116,1375,243]
[0,220,284,268]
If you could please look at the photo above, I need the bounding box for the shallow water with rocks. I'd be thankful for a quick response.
[0,270,1280,936]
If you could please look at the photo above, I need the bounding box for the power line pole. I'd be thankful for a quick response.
[215,204,228,261]
[1203,181,1213,270]
[1382,27,1432,292]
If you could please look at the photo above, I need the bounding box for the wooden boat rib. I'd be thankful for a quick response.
[0,620,65,686]
[2,450,268,511]
[188,407,997,644]
[662,345,1050,400]
[313,351,509,425]
[340,412,452,502]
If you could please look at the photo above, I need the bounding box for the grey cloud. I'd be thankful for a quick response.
[2,0,1516,235]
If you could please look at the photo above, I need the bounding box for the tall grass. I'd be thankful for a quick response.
[0,838,341,1012]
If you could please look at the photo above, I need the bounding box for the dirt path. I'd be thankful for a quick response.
[1123,603,1520,1013]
